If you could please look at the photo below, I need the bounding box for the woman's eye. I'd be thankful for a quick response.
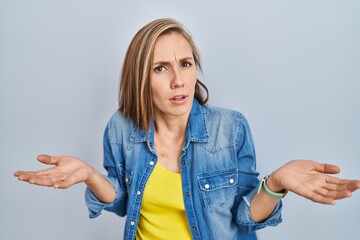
[154,66,166,72]
[181,62,192,68]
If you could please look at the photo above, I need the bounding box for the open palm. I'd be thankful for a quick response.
[273,160,360,204]
[14,155,95,189]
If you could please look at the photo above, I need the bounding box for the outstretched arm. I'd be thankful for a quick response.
[250,160,360,222]
[14,155,116,203]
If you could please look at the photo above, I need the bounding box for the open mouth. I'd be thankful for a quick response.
[170,95,188,103]
[171,95,186,101]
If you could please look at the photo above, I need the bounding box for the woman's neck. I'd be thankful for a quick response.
[153,114,188,173]
[153,113,189,139]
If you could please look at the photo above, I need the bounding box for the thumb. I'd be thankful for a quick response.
[314,162,340,174]
[37,155,61,165]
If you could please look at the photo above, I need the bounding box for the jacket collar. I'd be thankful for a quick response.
[130,99,209,147]
[186,99,209,143]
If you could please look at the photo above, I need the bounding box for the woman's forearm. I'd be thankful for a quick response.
[85,169,117,204]
[249,174,282,223]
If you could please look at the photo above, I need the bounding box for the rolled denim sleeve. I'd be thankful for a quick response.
[235,187,283,232]
[85,122,128,218]
[85,175,127,218]
[234,114,283,232]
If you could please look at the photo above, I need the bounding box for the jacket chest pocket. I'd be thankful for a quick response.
[197,169,238,208]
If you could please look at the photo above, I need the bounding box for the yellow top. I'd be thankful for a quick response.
[136,162,191,240]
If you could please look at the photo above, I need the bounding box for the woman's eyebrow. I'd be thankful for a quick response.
[153,57,194,66]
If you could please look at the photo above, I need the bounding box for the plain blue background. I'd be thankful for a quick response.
[1,1,359,239]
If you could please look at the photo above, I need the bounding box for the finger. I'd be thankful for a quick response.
[15,167,59,177]
[325,177,351,191]
[53,180,71,189]
[330,190,352,200]
[314,163,340,174]
[16,171,65,187]
[309,192,336,205]
[53,181,69,189]
[28,176,55,187]
[323,182,340,191]
[15,168,59,179]
[15,170,40,177]
[16,172,36,182]
[322,189,352,200]
[318,185,352,200]
[345,180,360,192]
[14,156,61,177]
[34,167,59,176]
[14,171,27,177]
[323,182,353,193]
[326,178,360,192]
[37,155,61,165]
[28,174,66,187]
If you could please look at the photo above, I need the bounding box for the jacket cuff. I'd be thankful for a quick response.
[235,187,283,232]
[85,175,126,218]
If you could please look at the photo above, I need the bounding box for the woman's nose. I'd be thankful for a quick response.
[171,68,184,89]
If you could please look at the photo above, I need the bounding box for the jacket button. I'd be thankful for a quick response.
[137,190,141,195]
[130,221,135,226]
[185,192,190,196]
[125,177,129,183]
[192,226,197,230]
[182,160,186,165]
[204,184,210,189]
[149,161,155,166]
[229,178,235,184]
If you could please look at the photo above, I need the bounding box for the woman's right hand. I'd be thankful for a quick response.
[14,155,96,189]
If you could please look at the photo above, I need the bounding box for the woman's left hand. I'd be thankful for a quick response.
[269,160,360,205]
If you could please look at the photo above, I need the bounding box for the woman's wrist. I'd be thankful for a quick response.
[266,172,284,193]
[84,167,100,187]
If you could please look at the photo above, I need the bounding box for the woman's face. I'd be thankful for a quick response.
[150,32,197,121]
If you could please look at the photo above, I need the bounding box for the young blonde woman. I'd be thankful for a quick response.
[14,18,360,240]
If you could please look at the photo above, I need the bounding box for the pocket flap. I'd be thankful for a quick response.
[198,169,238,191]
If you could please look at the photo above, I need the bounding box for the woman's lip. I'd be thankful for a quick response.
[169,95,188,104]
[169,94,188,100]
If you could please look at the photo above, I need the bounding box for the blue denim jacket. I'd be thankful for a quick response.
[85,100,282,240]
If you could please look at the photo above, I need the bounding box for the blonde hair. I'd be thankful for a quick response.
[118,18,208,130]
